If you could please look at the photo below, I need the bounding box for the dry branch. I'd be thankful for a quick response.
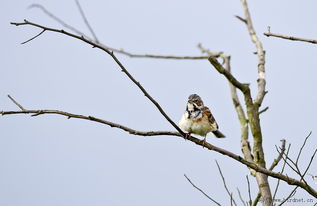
[11,19,186,137]
[184,174,221,205]
[29,4,209,60]
[75,0,99,43]
[223,55,255,176]
[239,0,270,204]
[240,0,266,108]
[272,144,291,205]
[2,108,317,197]
[215,160,238,206]
[208,56,250,94]
[264,32,317,44]
[7,95,25,111]
[1,109,182,137]
[8,19,317,199]
[269,139,286,171]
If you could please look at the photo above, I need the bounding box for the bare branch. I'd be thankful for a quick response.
[302,148,317,180]
[246,176,252,206]
[277,146,299,175]
[208,56,250,94]
[235,15,247,24]
[277,187,297,206]
[269,139,286,171]
[7,95,25,111]
[237,188,247,206]
[28,4,87,38]
[240,1,270,204]
[2,107,317,198]
[75,0,99,42]
[272,144,291,203]
[1,109,181,137]
[110,50,209,60]
[10,19,186,137]
[276,132,316,188]
[20,29,45,44]
[221,55,255,176]
[9,20,317,198]
[251,193,261,206]
[197,43,223,57]
[258,106,269,115]
[296,131,312,165]
[240,0,266,107]
[230,193,234,206]
[29,4,209,60]
[215,160,237,206]
[184,174,221,206]
[264,32,317,44]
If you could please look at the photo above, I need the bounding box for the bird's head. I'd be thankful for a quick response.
[187,94,204,111]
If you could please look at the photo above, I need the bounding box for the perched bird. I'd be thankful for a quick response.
[179,94,225,143]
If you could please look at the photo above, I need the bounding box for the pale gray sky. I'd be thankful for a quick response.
[1,0,317,205]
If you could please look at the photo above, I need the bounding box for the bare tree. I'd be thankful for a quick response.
[3,0,317,205]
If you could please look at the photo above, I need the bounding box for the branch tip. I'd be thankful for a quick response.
[7,95,26,111]
[235,15,247,24]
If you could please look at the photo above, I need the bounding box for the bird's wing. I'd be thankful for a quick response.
[203,106,219,130]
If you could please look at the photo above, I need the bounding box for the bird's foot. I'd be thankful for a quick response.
[199,138,207,148]
[184,132,191,140]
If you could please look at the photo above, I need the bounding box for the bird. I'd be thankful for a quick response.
[179,94,225,144]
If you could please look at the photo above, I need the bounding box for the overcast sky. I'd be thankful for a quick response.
[1,0,317,205]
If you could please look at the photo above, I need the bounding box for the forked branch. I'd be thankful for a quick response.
[11,19,186,137]
[8,20,317,198]
[29,4,210,60]
[240,0,266,108]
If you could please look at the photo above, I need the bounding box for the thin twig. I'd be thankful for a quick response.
[235,15,247,24]
[215,160,237,206]
[29,4,209,60]
[21,29,45,44]
[10,19,186,137]
[302,148,317,181]
[251,192,261,206]
[230,193,234,206]
[296,131,312,165]
[277,187,297,206]
[258,106,269,115]
[75,0,99,42]
[269,139,286,171]
[28,4,87,38]
[246,176,252,206]
[272,144,291,203]
[7,95,25,111]
[237,188,247,206]
[277,132,315,187]
[277,147,298,175]
[110,51,209,59]
[184,174,221,206]
[264,32,317,44]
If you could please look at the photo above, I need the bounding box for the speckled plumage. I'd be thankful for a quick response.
[179,94,225,140]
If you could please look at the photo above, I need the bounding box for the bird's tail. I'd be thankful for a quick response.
[212,130,225,138]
